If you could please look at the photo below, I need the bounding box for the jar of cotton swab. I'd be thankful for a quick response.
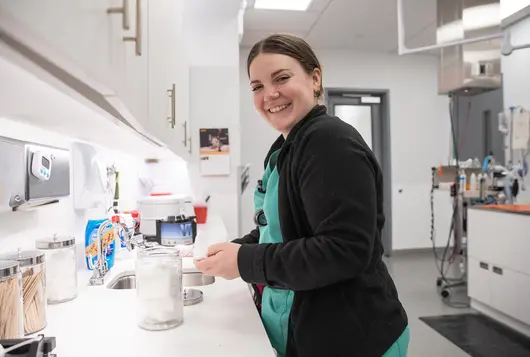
[0,250,47,335]
[0,260,24,339]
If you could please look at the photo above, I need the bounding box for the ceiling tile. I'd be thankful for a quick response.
[244,9,320,31]
[242,0,439,52]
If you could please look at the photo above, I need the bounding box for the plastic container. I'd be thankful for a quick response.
[85,219,116,271]
[0,250,47,335]
[135,246,183,331]
[0,260,24,339]
[194,205,208,224]
[469,173,477,191]
[35,234,78,304]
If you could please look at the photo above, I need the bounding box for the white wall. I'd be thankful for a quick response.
[502,16,530,203]
[183,3,242,239]
[239,49,454,250]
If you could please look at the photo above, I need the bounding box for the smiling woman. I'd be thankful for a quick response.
[247,34,324,135]
[194,34,409,357]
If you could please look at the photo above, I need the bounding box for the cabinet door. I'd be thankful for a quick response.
[490,266,530,325]
[2,0,127,96]
[512,272,530,326]
[118,0,149,131]
[146,0,190,157]
[467,257,492,305]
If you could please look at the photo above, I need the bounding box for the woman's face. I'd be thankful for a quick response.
[249,53,321,135]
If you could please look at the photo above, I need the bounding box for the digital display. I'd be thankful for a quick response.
[42,156,50,169]
[160,222,194,246]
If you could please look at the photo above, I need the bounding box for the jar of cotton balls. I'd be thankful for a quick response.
[136,246,183,331]
[35,235,78,304]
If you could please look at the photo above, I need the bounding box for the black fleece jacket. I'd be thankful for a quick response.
[233,105,407,356]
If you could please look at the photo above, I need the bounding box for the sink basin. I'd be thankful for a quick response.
[107,271,215,290]
[107,271,136,289]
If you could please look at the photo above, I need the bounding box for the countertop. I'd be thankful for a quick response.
[470,204,530,216]
[33,217,274,357]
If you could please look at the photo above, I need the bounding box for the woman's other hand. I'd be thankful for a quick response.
[194,243,241,280]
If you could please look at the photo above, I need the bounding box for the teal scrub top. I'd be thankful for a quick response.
[254,150,410,357]
[255,149,294,357]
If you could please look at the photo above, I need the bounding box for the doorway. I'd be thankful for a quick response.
[326,89,393,256]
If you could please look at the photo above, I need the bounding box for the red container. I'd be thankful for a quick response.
[194,205,208,224]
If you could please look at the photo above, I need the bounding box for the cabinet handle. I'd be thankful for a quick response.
[479,262,489,270]
[493,266,503,275]
[107,0,130,30]
[182,121,188,147]
[188,136,192,154]
[167,84,176,129]
[123,0,142,55]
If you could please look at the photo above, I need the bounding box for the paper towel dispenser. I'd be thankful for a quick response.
[0,136,70,212]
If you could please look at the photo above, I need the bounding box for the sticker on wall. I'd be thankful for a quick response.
[199,128,230,176]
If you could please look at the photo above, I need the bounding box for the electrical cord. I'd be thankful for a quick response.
[429,95,470,309]
[430,168,450,263]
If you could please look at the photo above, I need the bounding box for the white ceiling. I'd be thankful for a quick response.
[241,0,439,53]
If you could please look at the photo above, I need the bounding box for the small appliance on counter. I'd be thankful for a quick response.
[155,215,197,247]
[0,335,56,357]
[137,194,195,239]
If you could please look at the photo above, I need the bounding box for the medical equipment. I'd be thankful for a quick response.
[431,104,530,308]
[253,209,267,227]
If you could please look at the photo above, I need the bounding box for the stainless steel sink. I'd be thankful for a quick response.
[107,271,136,289]
[107,271,214,290]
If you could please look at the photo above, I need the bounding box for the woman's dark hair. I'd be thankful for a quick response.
[247,33,324,100]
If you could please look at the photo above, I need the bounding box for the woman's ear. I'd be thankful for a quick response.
[312,68,322,93]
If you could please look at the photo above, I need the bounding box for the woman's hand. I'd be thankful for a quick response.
[194,243,241,280]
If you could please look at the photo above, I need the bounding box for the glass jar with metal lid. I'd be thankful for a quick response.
[36,234,78,304]
[0,250,46,335]
[136,246,183,331]
[0,260,24,339]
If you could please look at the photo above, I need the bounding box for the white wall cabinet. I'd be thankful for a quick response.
[146,0,191,157]
[1,0,127,96]
[0,0,192,157]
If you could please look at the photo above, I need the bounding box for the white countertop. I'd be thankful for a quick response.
[34,217,274,357]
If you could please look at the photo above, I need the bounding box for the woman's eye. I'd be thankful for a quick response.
[251,85,263,92]
[276,76,289,82]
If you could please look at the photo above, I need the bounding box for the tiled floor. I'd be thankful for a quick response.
[384,250,471,357]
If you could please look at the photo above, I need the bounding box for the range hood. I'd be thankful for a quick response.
[437,0,502,95]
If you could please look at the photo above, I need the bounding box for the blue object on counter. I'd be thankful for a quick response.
[85,219,116,271]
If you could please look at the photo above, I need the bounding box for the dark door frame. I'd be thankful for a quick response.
[326,88,393,257]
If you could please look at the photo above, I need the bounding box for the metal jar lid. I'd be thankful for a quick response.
[0,260,20,279]
[36,234,76,250]
[0,249,45,267]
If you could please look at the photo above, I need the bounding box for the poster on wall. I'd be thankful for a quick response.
[199,128,230,176]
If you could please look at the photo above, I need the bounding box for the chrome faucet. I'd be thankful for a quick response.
[89,217,145,286]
